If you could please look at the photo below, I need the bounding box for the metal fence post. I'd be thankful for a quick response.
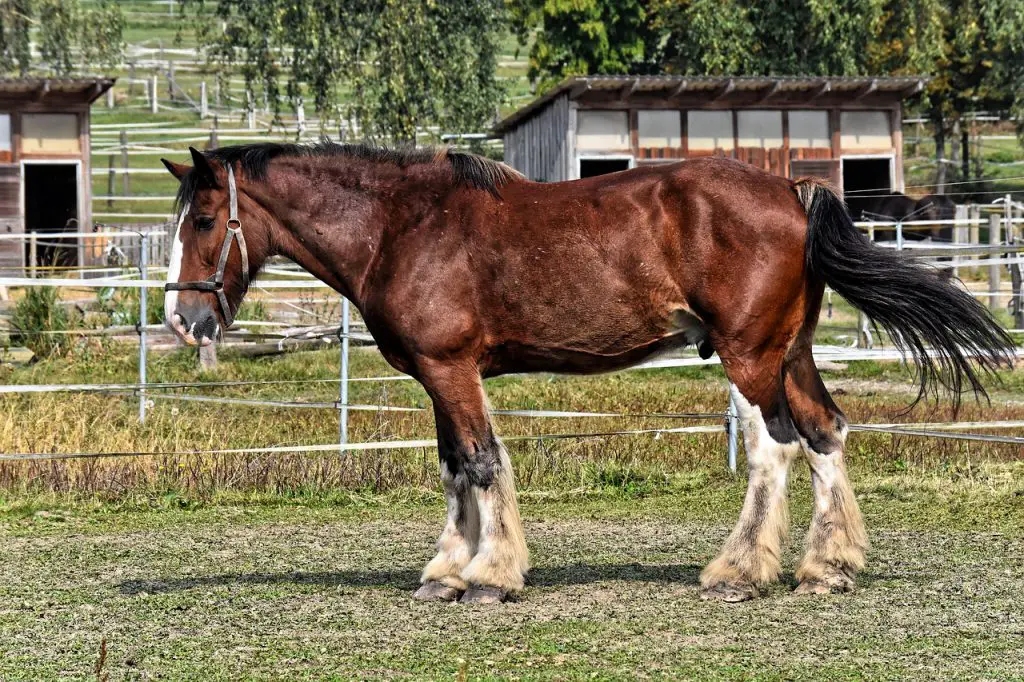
[989,213,1001,310]
[338,297,350,447]
[1008,195,1024,329]
[138,233,149,423]
[727,388,738,473]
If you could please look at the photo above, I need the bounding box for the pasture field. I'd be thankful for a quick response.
[1,343,1023,679]
[1,472,1022,680]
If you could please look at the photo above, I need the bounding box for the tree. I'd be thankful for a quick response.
[0,0,124,76]
[181,0,506,144]
[650,0,756,76]
[653,0,889,77]
[507,0,656,92]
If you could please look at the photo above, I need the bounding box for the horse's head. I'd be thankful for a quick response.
[161,147,262,346]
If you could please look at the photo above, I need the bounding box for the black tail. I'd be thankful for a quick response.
[794,179,1016,407]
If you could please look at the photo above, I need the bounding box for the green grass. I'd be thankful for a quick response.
[0,475,1022,680]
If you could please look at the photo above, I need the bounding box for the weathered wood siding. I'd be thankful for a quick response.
[502,94,571,183]
[0,165,22,273]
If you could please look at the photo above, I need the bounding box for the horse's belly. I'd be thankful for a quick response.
[483,307,705,377]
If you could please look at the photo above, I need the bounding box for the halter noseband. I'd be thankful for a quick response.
[165,165,250,328]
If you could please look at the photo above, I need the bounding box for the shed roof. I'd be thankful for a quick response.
[0,77,115,104]
[494,75,928,133]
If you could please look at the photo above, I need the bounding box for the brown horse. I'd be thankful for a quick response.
[161,144,1013,603]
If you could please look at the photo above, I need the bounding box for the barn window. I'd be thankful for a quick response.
[0,114,10,162]
[736,110,782,148]
[687,111,734,151]
[576,110,630,150]
[637,110,681,148]
[788,110,830,148]
[21,114,80,154]
[840,111,891,150]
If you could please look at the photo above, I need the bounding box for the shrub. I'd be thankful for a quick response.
[11,287,72,357]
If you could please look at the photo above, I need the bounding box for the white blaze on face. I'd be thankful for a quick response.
[165,203,188,331]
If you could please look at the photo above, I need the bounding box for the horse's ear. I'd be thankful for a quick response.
[160,158,190,181]
[188,146,220,188]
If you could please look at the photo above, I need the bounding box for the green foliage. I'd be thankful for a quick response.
[508,0,656,91]
[95,284,165,326]
[0,0,31,75]
[0,0,124,76]
[179,0,506,143]
[11,287,71,358]
[236,298,270,322]
[651,0,756,76]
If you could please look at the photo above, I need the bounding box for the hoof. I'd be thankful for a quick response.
[699,581,759,603]
[413,580,463,602]
[459,584,509,604]
[794,573,855,596]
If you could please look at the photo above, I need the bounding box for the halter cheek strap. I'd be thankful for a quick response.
[165,165,250,328]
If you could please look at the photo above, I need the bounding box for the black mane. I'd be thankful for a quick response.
[175,141,522,210]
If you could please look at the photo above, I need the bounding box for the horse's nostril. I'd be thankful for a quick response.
[193,311,220,343]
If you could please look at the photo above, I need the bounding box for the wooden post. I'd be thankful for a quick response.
[208,115,219,149]
[199,344,218,371]
[150,75,159,114]
[214,79,221,108]
[106,88,114,108]
[167,61,175,100]
[988,213,1001,310]
[128,61,136,95]
[297,101,305,138]
[106,155,115,208]
[28,233,36,278]
[199,81,208,119]
[246,90,255,129]
[120,130,130,197]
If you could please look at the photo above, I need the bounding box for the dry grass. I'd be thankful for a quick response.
[1,342,1023,501]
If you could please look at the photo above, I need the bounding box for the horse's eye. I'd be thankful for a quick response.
[195,216,215,232]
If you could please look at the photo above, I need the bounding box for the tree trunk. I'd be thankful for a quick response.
[949,119,961,186]
[961,126,970,186]
[933,113,947,194]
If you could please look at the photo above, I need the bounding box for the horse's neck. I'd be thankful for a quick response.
[255,163,394,305]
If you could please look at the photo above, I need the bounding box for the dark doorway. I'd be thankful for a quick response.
[579,157,631,179]
[25,163,78,267]
[842,157,892,223]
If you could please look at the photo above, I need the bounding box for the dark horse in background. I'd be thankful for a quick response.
[847,190,956,242]
[161,144,1012,604]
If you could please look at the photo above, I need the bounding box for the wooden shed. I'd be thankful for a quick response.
[0,77,114,275]
[495,75,926,194]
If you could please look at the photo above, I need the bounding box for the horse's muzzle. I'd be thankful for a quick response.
[167,305,219,346]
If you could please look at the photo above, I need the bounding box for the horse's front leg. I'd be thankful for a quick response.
[415,408,480,601]
[416,361,529,604]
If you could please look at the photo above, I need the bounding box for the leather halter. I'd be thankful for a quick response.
[165,165,250,328]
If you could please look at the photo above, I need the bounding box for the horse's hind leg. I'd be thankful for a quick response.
[700,351,802,602]
[783,345,868,594]
[417,361,528,604]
